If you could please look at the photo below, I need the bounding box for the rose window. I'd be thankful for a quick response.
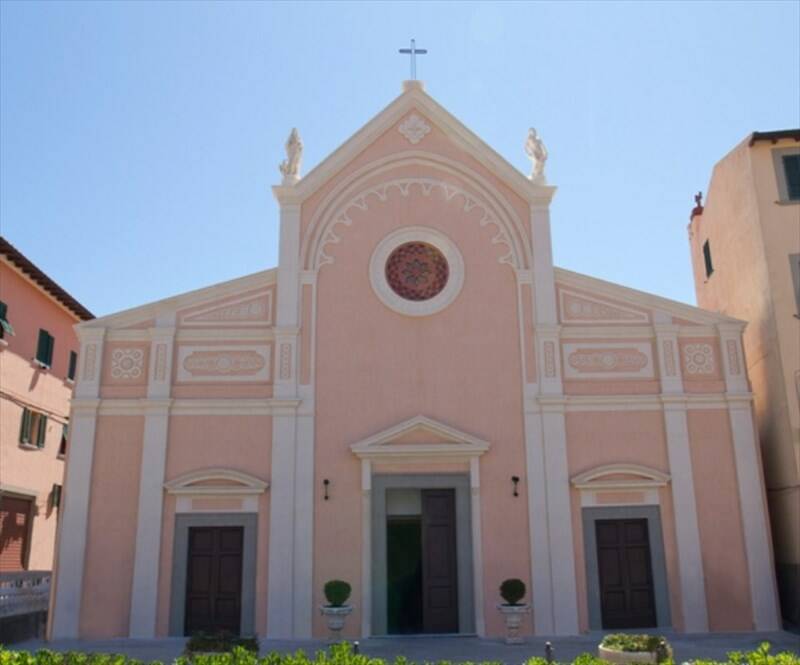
[384,242,449,301]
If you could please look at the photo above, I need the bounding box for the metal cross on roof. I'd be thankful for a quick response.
[398,39,427,80]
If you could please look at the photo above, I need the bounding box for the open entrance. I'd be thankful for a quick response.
[386,488,458,634]
[184,526,244,635]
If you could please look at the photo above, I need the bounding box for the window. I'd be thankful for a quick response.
[59,424,68,458]
[19,408,47,448]
[784,155,800,201]
[703,240,714,278]
[0,301,14,339]
[51,484,63,509]
[791,254,800,316]
[67,351,77,381]
[771,148,800,203]
[35,329,54,368]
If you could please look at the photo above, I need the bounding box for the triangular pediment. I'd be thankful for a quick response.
[350,415,489,460]
[277,82,549,206]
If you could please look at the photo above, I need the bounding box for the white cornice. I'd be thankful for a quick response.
[78,268,277,331]
[74,397,301,416]
[554,267,743,326]
[527,392,753,413]
[103,327,276,343]
[278,86,549,205]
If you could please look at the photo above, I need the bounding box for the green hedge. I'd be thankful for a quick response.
[0,641,798,665]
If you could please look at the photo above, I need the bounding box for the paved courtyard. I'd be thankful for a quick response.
[13,631,800,663]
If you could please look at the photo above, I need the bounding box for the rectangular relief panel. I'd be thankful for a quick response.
[562,342,655,380]
[176,345,272,382]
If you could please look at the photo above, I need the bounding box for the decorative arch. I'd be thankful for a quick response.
[301,151,531,272]
[570,463,671,490]
[164,468,269,495]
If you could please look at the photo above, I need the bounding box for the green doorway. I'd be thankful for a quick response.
[386,516,422,633]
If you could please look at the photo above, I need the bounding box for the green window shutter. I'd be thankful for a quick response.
[19,408,32,443]
[784,154,800,200]
[68,351,77,380]
[0,301,10,339]
[46,333,55,366]
[36,330,50,365]
[36,415,48,448]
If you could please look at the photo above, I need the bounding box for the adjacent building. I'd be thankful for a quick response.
[50,82,781,640]
[0,237,93,571]
[689,129,800,627]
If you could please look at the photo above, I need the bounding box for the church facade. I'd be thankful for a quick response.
[49,82,780,640]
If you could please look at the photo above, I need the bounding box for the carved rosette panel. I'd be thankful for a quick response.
[568,349,648,373]
[662,340,676,377]
[726,339,741,375]
[111,348,145,380]
[559,290,649,324]
[82,344,97,381]
[398,114,431,145]
[562,342,655,379]
[543,341,557,378]
[683,343,715,375]
[176,345,271,382]
[279,343,292,381]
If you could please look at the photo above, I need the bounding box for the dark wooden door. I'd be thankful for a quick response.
[596,519,657,629]
[0,497,32,572]
[421,489,458,633]
[184,527,243,635]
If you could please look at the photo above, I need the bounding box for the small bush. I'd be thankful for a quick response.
[499,578,526,605]
[323,579,351,607]
[600,635,672,663]
[184,632,259,655]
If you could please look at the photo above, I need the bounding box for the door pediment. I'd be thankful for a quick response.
[350,415,489,461]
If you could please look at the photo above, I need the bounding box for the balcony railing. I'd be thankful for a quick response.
[0,571,51,618]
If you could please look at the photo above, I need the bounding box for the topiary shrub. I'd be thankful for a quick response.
[323,579,352,607]
[499,578,526,605]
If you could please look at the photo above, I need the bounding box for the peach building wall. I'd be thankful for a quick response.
[0,258,84,572]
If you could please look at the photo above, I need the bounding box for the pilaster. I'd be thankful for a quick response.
[469,457,486,636]
[727,398,781,630]
[128,323,175,637]
[654,323,683,394]
[51,327,105,638]
[267,192,313,638]
[661,398,709,632]
[717,323,749,394]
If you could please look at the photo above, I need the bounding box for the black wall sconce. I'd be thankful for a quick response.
[511,476,520,497]
[323,478,330,501]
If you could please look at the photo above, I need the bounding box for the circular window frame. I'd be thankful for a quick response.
[370,227,464,316]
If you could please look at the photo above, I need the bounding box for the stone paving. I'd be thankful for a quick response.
[12,631,800,663]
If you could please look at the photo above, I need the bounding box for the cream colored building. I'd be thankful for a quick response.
[689,129,800,627]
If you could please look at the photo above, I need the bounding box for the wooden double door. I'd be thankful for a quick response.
[596,518,657,629]
[387,489,459,634]
[184,526,244,635]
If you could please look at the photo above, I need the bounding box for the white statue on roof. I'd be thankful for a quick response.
[524,127,548,184]
[279,128,303,185]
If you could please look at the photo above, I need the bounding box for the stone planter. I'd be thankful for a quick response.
[598,645,659,664]
[319,604,353,642]
[496,603,530,644]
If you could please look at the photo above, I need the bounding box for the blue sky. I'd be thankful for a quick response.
[1,1,798,316]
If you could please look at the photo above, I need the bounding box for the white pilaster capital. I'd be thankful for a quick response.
[271,188,303,207]
[538,396,567,413]
[653,323,681,335]
[716,321,747,336]
[76,326,106,344]
[70,398,101,416]
[528,189,557,208]
[660,395,689,411]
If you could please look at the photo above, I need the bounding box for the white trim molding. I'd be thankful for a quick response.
[350,415,490,460]
[164,468,270,495]
[369,226,465,317]
[571,463,671,490]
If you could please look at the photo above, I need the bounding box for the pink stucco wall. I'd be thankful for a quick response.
[80,416,143,637]
[305,123,533,636]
